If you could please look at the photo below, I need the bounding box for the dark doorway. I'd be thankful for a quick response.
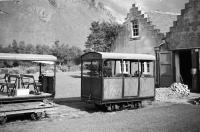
[179,50,192,88]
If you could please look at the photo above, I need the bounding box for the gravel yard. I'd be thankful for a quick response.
[1,71,200,132]
[55,71,81,99]
[1,101,200,132]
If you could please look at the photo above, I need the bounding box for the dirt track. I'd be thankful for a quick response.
[1,101,200,132]
[1,71,200,132]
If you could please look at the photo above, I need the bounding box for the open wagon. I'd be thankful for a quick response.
[81,52,155,111]
[0,53,57,124]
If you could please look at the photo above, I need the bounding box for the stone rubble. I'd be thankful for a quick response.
[155,83,190,102]
[170,83,190,96]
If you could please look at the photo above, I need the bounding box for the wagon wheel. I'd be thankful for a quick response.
[118,104,123,110]
[138,101,142,108]
[30,113,37,120]
[130,102,135,109]
[36,112,43,120]
[0,116,7,125]
[114,104,120,111]
[30,112,43,120]
[106,104,112,112]
[111,104,115,111]
[134,101,142,109]
[43,111,48,118]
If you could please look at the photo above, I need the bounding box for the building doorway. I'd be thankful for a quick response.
[179,50,192,89]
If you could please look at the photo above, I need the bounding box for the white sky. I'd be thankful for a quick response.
[99,0,189,23]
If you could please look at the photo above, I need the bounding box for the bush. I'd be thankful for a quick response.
[57,65,81,72]
[8,69,20,74]
[26,67,38,74]
[0,68,9,74]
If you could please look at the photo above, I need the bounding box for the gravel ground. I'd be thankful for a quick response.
[55,71,81,99]
[1,101,200,132]
[1,71,200,131]
[155,88,200,104]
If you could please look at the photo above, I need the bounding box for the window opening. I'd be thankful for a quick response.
[132,20,139,37]
[147,62,150,72]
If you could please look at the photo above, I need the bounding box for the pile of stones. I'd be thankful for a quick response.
[170,83,190,97]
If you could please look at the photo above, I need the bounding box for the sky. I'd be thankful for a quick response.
[100,0,189,22]
[0,0,190,22]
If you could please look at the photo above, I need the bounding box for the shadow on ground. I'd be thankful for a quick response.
[54,97,103,113]
[187,97,200,105]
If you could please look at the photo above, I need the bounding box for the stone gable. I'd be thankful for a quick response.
[166,0,200,50]
[112,4,164,55]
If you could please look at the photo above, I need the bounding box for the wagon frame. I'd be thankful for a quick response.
[0,53,57,124]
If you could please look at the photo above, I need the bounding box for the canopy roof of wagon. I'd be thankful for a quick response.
[0,53,57,62]
[81,52,155,61]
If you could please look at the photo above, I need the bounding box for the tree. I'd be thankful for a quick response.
[0,44,3,52]
[35,44,50,54]
[51,40,70,65]
[0,39,83,66]
[11,40,19,53]
[85,21,122,52]
[68,46,83,65]
[18,41,26,53]
[25,44,35,53]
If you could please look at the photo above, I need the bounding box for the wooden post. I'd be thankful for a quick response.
[114,60,116,75]
[122,59,124,98]
[137,60,140,96]
[39,63,42,76]
[53,63,56,96]
[130,61,132,75]
[191,49,199,92]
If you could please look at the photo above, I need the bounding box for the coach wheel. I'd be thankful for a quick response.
[105,104,112,112]
[129,102,135,109]
[111,104,115,111]
[30,113,37,120]
[138,101,142,108]
[114,104,120,111]
[118,104,123,110]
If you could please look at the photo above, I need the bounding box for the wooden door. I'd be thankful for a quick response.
[159,51,173,87]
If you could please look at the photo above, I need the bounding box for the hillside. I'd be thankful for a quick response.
[0,0,115,49]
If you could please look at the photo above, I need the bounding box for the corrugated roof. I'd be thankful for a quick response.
[82,52,155,61]
[0,53,57,61]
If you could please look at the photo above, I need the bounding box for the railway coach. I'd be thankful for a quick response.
[81,52,156,111]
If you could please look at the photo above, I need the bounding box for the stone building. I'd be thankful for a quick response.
[112,4,176,86]
[156,0,200,92]
[112,4,164,55]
